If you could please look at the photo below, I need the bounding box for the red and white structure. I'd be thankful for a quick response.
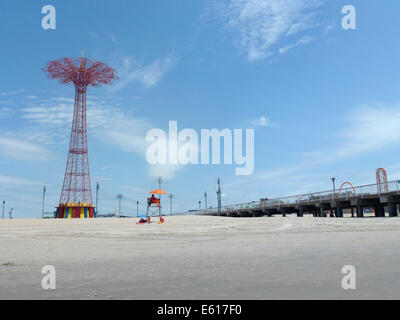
[43,56,117,218]
[376,168,389,194]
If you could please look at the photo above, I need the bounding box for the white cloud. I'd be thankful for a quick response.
[0,136,52,161]
[281,103,400,172]
[324,23,335,32]
[303,103,400,165]
[108,33,119,44]
[22,104,72,125]
[148,164,185,180]
[279,36,314,54]
[225,103,400,201]
[1,107,12,113]
[250,116,274,127]
[255,103,400,181]
[0,89,25,96]
[0,175,41,186]
[22,97,150,153]
[112,55,177,91]
[286,12,317,36]
[88,31,100,40]
[88,31,119,44]
[21,96,187,179]
[0,99,14,106]
[213,0,323,61]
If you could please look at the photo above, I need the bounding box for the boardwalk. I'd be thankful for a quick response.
[202,180,400,218]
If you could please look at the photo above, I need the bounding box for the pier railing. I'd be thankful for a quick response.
[201,180,400,215]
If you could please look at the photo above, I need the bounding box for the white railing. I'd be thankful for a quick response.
[199,180,400,215]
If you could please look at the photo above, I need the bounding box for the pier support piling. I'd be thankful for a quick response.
[388,203,398,217]
[356,205,364,218]
[374,205,385,217]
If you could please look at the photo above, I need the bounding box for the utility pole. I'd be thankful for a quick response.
[331,177,336,199]
[168,194,174,215]
[95,182,100,213]
[157,176,165,204]
[204,192,208,212]
[2,201,5,219]
[136,201,139,218]
[116,194,123,217]
[157,176,164,190]
[42,185,46,219]
[217,178,222,216]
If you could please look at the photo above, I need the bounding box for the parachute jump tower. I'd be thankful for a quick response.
[43,55,117,218]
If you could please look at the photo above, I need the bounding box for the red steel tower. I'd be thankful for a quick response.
[43,56,117,218]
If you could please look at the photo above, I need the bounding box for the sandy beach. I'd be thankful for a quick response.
[0,216,399,300]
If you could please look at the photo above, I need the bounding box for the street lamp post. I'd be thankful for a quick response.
[204,192,208,212]
[216,178,222,216]
[331,177,336,201]
[168,194,174,215]
[42,185,46,219]
[95,182,100,213]
[116,194,123,217]
[2,201,5,219]
[199,201,202,211]
[136,201,139,218]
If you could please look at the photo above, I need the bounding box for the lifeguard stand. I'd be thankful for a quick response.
[146,189,167,221]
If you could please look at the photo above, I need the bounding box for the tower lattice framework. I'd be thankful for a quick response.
[43,56,117,218]
[61,84,91,204]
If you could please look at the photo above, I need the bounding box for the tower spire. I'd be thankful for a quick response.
[80,49,85,71]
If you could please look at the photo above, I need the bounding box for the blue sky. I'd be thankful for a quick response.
[1,0,400,218]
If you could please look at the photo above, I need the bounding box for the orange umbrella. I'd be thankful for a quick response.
[149,189,167,195]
